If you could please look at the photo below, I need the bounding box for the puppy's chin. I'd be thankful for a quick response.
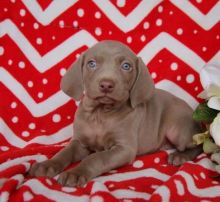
[85,90,130,107]
[96,96,116,105]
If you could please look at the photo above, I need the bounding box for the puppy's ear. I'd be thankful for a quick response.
[130,57,155,108]
[60,55,84,101]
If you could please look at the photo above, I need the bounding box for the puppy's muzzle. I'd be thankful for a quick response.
[99,79,115,93]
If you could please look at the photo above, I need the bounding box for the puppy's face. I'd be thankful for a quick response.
[82,42,137,105]
[61,40,154,108]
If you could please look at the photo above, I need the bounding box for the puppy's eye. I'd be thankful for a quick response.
[87,60,96,69]
[121,63,132,71]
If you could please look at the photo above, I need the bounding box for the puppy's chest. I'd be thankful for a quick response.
[76,113,112,151]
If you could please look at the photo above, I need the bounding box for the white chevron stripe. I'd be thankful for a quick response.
[93,169,170,200]
[0,191,9,202]
[170,0,220,30]
[0,155,47,172]
[23,179,89,202]
[11,174,24,186]
[138,32,205,73]
[94,168,170,183]
[111,189,150,200]
[189,158,216,172]
[0,68,71,117]
[22,0,77,25]
[208,50,220,66]
[1,20,206,74]
[92,182,151,200]
[0,19,97,72]
[178,171,220,197]
[174,179,184,196]
[153,185,170,202]
[93,0,162,32]
[155,79,199,109]
[0,118,72,148]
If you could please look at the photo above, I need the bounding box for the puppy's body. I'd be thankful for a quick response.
[30,41,202,187]
[75,89,197,155]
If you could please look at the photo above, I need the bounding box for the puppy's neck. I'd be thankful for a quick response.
[81,95,129,113]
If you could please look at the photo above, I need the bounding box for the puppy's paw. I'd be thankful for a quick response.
[58,169,90,187]
[168,152,191,166]
[29,160,62,178]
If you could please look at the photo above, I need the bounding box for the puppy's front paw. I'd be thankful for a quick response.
[29,160,62,178]
[58,169,90,187]
[168,152,191,166]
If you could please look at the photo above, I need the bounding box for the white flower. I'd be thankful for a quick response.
[200,64,220,88]
[198,64,220,110]
[210,113,220,146]
[198,84,220,110]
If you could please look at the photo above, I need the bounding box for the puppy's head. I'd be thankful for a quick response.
[61,40,154,108]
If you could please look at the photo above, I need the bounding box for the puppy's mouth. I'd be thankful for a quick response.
[95,95,116,104]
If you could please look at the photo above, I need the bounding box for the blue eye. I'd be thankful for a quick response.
[88,60,96,69]
[121,63,131,71]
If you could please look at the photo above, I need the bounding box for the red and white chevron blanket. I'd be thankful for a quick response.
[0,0,220,201]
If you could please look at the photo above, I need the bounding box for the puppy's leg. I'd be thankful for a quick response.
[168,145,203,166]
[166,118,203,166]
[29,140,90,178]
[58,145,135,187]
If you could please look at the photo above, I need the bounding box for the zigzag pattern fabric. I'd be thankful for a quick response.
[0,0,220,201]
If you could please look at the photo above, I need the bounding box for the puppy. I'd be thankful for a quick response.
[30,40,202,187]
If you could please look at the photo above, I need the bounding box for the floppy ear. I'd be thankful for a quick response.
[60,55,84,101]
[130,57,155,108]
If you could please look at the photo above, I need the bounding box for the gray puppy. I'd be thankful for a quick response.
[30,41,202,187]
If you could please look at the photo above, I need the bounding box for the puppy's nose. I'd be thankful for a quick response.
[99,79,115,93]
